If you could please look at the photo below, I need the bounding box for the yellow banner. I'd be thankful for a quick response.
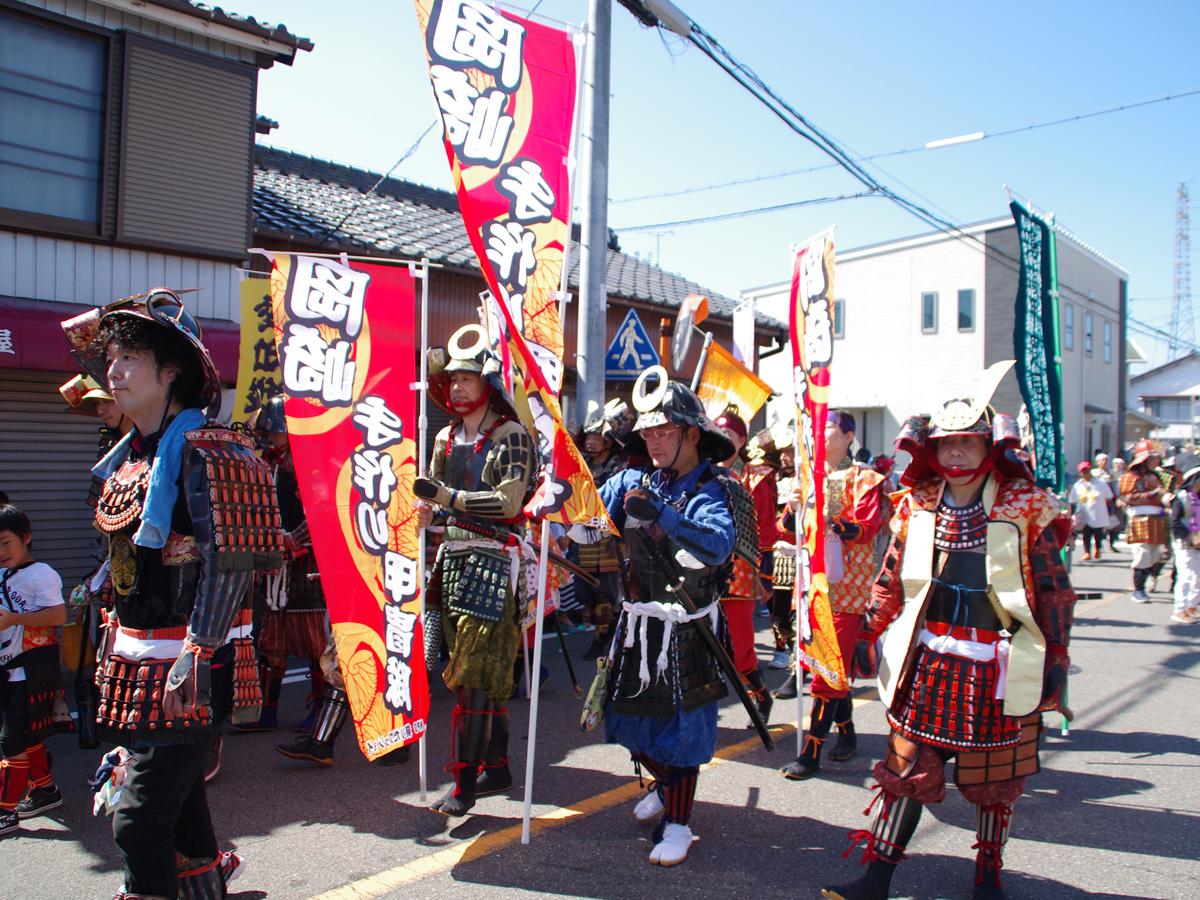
[232,275,280,423]
[696,340,773,422]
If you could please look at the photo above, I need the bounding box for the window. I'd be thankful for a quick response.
[1145,398,1191,423]
[833,298,845,338]
[0,11,106,226]
[1103,320,1112,363]
[957,289,975,331]
[1084,311,1094,356]
[920,292,938,333]
[1063,303,1074,350]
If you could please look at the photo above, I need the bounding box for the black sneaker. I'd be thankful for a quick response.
[16,785,63,819]
[276,735,334,767]
[0,809,18,836]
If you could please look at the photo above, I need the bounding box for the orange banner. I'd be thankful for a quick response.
[789,230,846,692]
[232,275,280,424]
[415,0,613,532]
[270,254,428,760]
[695,340,773,422]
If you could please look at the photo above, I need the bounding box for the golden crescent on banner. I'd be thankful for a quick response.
[460,63,536,193]
[281,312,372,436]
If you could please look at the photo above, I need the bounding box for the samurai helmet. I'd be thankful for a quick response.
[895,360,1026,487]
[248,394,288,436]
[59,373,113,415]
[626,365,735,463]
[744,428,781,468]
[427,324,518,420]
[61,288,222,415]
[1129,438,1162,469]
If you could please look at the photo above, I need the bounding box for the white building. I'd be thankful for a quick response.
[744,218,1129,469]
[1129,352,1200,447]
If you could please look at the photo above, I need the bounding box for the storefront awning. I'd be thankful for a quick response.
[0,296,240,384]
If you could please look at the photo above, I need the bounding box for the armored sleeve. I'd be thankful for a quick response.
[1028,527,1076,712]
[657,477,736,566]
[863,498,911,636]
[181,440,256,648]
[447,423,534,521]
[1119,472,1160,506]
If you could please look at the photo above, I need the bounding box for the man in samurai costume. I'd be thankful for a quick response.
[60,373,132,509]
[822,362,1076,900]
[783,410,887,780]
[1119,439,1168,603]
[414,324,536,817]
[711,410,774,727]
[576,398,634,660]
[61,289,283,899]
[590,366,736,867]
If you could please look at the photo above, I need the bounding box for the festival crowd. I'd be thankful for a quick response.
[20,288,1200,900]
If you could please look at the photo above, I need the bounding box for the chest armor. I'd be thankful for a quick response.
[96,457,151,536]
[928,498,1000,630]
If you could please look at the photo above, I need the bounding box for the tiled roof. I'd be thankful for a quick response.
[146,2,313,53]
[252,145,784,331]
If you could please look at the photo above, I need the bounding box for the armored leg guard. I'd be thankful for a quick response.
[0,756,31,812]
[275,687,348,768]
[431,688,490,816]
[830,696,858,763]
[782,697,836,780]
[823,789,923,900]
[971,802,1013,899]
[233,665,281,733]
[745,666,774,728]
[474,705,512,798]
[176,855,225,900]
[647,765,699,867]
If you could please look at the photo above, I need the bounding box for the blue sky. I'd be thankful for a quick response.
[249,1,1199,367]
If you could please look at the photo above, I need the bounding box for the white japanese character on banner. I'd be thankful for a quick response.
[804,299,834,368]
[429,0,526,91]
[281,324,355,405]
[384,552,419,603]
[430,65,477,145]
[352,450,398,507]
[356,502,388,554]
[289,256,370,340]
[384,606,417,656]
[352,395,404,449]
[385,657,412,712]
[498,159,554,224]
[462,89,514,166]
[526,339,563,395]
[485,221,537,290]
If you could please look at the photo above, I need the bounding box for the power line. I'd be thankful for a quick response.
[615,190,878,231]
[315,121,438,248]
[612,86,1200,205]
[618,2,1200,355]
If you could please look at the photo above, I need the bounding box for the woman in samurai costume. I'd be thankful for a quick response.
[414,324,537,817]
[61,289,283,899]
[592,366,736,867]
[822,361,1076,900]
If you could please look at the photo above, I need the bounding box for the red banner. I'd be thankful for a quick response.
[269,254,428,760]
[415,0,613,533]
[789,230,846,692]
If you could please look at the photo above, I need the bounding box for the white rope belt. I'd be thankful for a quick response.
[621,599,719,691]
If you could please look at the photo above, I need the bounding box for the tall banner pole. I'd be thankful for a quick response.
[792,432,805,758]
[522,514,554,844]
[690,331,714,392]
[412,257,430,803]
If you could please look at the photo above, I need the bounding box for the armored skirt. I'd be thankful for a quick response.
[603,605,728,768]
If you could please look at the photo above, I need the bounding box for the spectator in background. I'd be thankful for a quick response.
[1094,452,1118,549]
[1070,461,1113,561]
[1109,456,1127,548]
[1167,452,1200,624]
[1120,441,1168,603]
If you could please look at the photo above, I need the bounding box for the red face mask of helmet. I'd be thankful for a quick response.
[929,446,997,481]
[449,382,492,415]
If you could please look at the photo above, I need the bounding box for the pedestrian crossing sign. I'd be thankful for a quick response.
[605,309,659,380]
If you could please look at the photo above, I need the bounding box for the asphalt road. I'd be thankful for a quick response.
[5,543,1200,899]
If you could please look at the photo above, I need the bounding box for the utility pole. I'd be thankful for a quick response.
[577,0,611,416]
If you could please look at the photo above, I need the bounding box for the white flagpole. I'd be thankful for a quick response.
[690,330,714,392]
[523,22,587,847]
[793,429,805,759]
[522,517,554,844]
[412,258,430,803]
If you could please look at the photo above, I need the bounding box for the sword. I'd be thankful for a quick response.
[624,527,774,752]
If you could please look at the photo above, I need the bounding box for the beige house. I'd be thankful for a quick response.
[743,218,1128,470]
